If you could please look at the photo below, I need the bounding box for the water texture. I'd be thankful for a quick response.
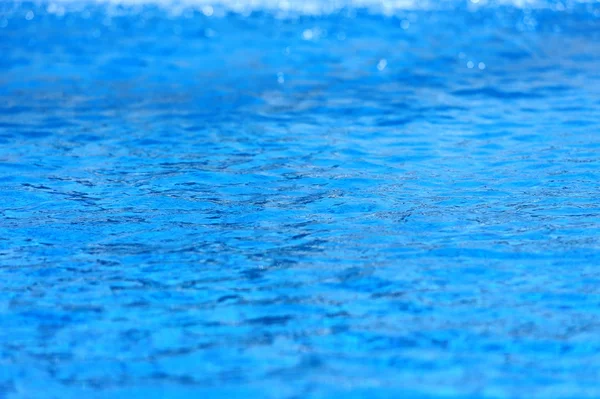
[1,0,600,397]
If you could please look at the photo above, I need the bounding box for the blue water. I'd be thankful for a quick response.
[1,0,600,397]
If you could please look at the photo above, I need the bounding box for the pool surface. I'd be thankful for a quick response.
[1,0,600,397]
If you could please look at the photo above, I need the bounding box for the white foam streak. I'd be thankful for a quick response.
[46,0,600,15]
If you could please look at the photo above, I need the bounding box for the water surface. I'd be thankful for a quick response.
[1,1,600,397]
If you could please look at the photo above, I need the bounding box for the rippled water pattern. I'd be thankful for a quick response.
[2,1,600,397]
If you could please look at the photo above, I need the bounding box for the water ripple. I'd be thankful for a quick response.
[1,1,600,398]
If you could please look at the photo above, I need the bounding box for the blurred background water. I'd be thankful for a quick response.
[1,0,600,397]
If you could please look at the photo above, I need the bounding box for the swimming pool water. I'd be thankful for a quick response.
[1,0,600,397]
